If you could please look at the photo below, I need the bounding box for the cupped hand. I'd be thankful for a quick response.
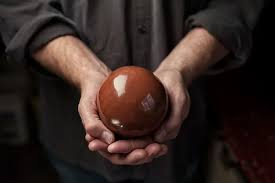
[78,70,116,146]
[86,134,168,165]
[153,69,190,143]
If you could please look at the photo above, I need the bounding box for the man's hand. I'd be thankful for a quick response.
[86,133,168,165]
[99,137,167,165]
[79,72,166,166]
[153,69,190,143]
[152,28,228,143]
[86,68,189,164]
[81,28,227,165]
[94,68,190,165]
[77,66,169,165]
[33,35,116,146]
[78,71,116,146]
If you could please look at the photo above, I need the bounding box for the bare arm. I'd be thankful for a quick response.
[32,35,110,89]
[153,0,263,143]
[157,28,228,86]
[33,28,227,88]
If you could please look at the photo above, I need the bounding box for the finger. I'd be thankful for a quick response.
[165,127,181,141]
[107,136,152,154]
[79,100,115,144]
[121,149,153,165]
[109,144,166,165]
[155,91,190,142]
[85,133,94,142]
[98,149,148,165]
[122,149,148,165]
[141,143,168,164]
[98,151,125,165]
[135,143,162,164]
[88,139,108,151]
[154,105,184,142]
[85,120,114,144]
[155,145,168,158]
[145,143,163,159]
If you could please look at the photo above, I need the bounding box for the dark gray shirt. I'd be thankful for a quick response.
[0,0,263,182]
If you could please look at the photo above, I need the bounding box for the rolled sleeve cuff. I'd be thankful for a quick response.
[27,22,77,77]
[28,22,76,55]
[185,10,253,74]
[5,13,82,78]
[6,13,81,62]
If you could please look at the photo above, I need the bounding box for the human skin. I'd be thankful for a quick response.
[33,27,228,165]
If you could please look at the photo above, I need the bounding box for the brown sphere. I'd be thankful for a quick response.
[96,66,168,137]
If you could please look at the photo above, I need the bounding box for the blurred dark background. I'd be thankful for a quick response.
[0,1,274,183]
[0,33,59,182]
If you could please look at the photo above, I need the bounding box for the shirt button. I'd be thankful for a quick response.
[137,25,147,34]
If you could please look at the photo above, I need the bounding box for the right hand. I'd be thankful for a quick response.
[78,70,116,148]
[86,134,168,165]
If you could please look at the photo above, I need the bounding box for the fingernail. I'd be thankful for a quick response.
[85,134,90,141]
[107,144,115,153]
[102,131,114,144]
[88,143,95,151]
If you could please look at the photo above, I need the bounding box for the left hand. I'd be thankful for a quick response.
[153,68,191,143]
[86,134,168,165]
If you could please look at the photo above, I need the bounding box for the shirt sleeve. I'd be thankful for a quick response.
[185,0,264,74]
[0,0,81,64]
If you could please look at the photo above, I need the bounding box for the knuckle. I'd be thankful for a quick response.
[178,97,188,110]
[129,140,135,150]
[178,94,185,104]
[85,134,91,141]
[86,123,101,135]
[165,122,180,133]
[168,128,181,140]
[89,122,99,130]
[83,121,91,129]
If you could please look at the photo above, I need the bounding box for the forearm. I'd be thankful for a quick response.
[32,35,110,89]
[158,28,228,85]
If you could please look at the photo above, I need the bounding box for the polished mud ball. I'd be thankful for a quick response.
[97,66,169,137]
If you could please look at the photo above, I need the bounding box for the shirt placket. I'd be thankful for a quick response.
[132,0,151,68]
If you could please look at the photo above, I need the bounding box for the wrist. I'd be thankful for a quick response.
[156,61,194,86]
[157,28,228,86]
[79,69,111,94]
